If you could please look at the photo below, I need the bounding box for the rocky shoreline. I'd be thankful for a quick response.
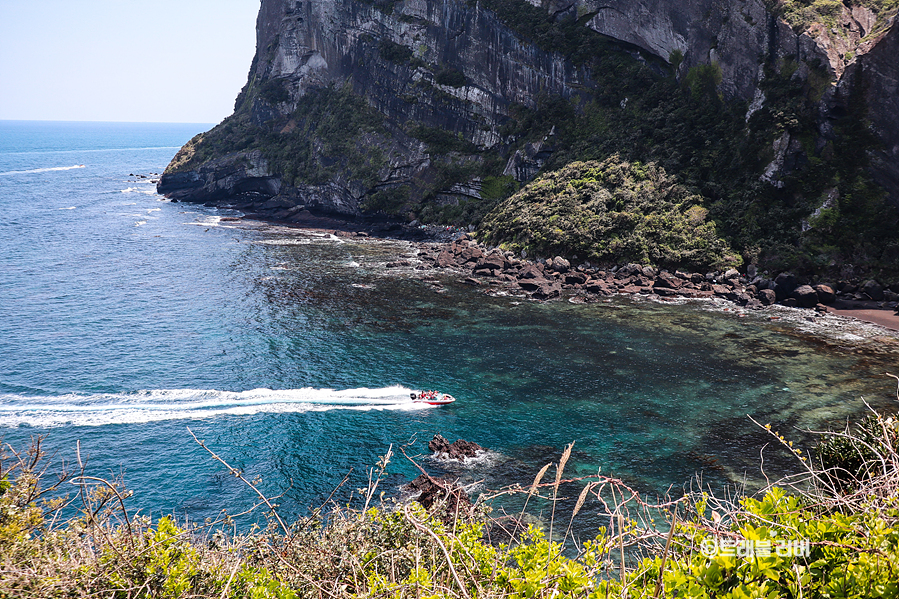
[208,204,899,332]
[356,230,899,329]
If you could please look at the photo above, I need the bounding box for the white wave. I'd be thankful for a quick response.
[428,449,500,468]
[255,234,345,246]
[186,216,222,227]
[134,220,147,227]
[59,206,77,210]
[121,187,158,195]
[255,238,317,246]
[0,164,85,176]
[0,386,434,428]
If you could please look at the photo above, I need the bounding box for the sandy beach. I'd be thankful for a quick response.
[830,300,899,332]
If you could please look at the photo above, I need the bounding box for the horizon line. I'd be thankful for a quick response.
[0,118,218,126]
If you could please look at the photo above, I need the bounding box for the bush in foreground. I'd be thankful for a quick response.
[2,402,898,598]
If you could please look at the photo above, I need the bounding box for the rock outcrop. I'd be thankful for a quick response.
[159,0,591,215]
[406,474,473,521]
[429,434,484,461]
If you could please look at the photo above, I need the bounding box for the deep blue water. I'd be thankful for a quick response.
[1,120,897,535]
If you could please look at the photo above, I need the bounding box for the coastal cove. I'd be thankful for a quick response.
[2,122,899,538]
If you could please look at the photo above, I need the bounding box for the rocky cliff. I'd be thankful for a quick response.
[159,0,591,214]
[158,0,899,275]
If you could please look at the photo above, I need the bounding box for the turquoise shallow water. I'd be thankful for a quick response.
[1,121,897,536]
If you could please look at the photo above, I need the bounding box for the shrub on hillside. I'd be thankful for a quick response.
[478,156,741,270]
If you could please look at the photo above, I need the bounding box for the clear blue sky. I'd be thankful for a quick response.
[0,1,259,124]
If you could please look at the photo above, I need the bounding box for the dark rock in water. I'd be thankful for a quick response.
[654,272,684,289]
[711,284,731,296]
[653,287,679,297]
[745,298,764,309]
[585,280,613,295]
[406,474,472,520]
[564,272,588,285]
[530,280,562,299]
[518,279,547,291]
[814,284,836,304]
[477,253,508,272]
[429,434,484,460]
[733,292,752,306]
[758,288,777,305]
[458,246,484,264]
[518,264,544,279]
[386,260,411,268]
[436,250,456,268]
[792,285,819,308]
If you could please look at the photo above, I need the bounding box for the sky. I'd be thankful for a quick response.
[0,0,260,124]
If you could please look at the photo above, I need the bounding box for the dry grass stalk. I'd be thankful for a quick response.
[652,507,678,599]
[547,442,574,558]
[188,426,291,536]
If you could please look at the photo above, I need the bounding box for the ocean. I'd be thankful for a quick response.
[1,120,896,535]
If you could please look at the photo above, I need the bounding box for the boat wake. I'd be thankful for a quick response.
[0,164,86,176]
[0,386,433,428]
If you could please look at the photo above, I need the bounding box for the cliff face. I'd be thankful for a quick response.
[158,0,899,273]
[159,0,592,215]
[840,20,899,205]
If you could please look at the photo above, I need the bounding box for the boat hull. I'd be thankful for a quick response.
[410,391,455,406]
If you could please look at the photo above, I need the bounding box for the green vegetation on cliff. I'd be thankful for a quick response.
[479,157,741,269]
[770,0,898,34]
[166,84,388,189]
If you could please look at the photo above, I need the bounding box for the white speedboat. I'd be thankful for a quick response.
[410,390,456,406]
